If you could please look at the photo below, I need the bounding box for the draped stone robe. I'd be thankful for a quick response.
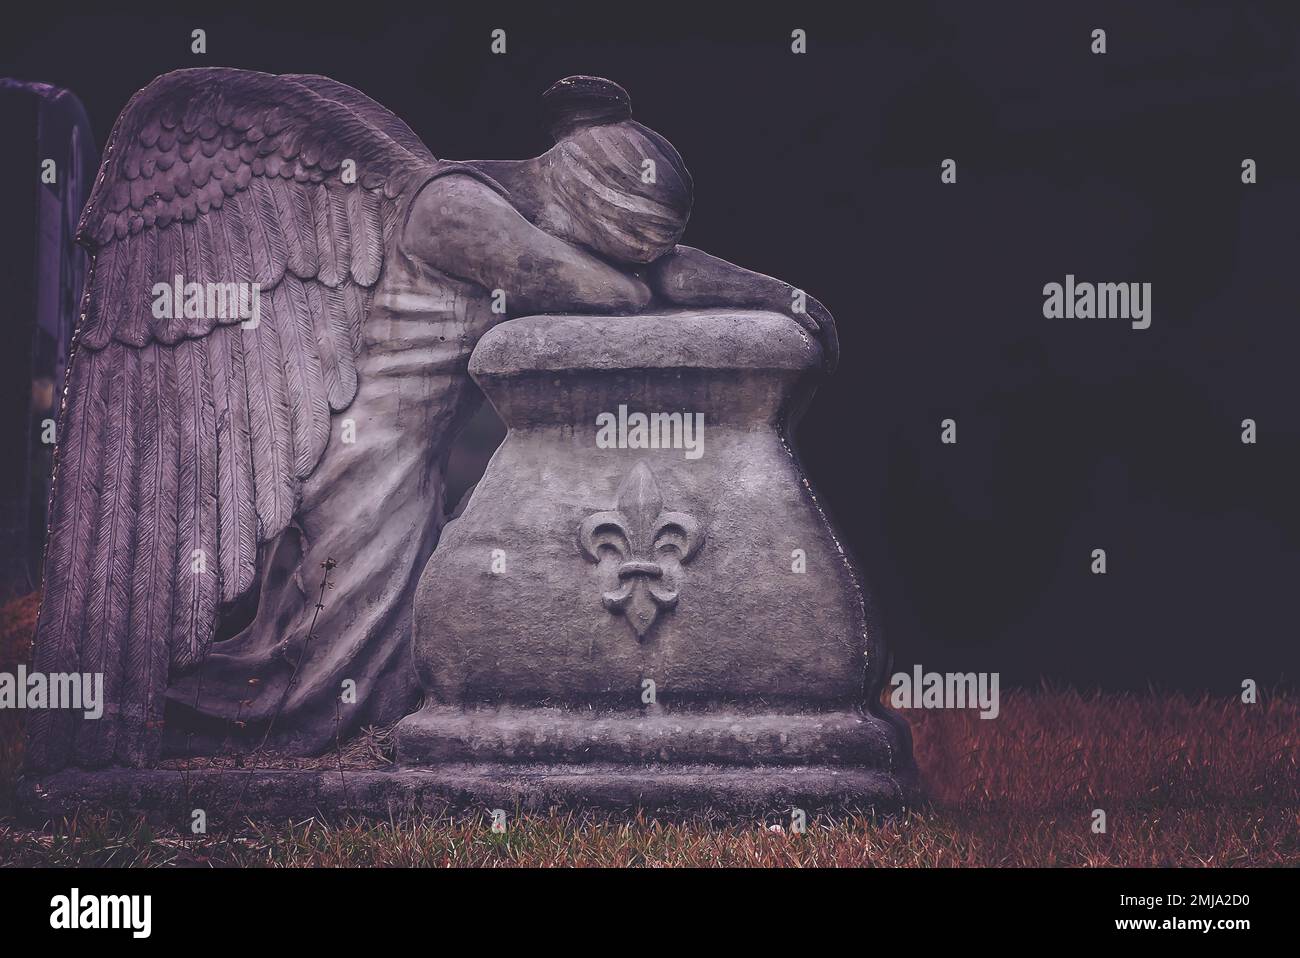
[164,167,502,755]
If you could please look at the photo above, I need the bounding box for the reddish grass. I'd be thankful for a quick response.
[0,592,37,817]
[0,593,1296,866]
[909,686,1298,811]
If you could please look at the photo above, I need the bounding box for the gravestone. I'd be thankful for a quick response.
[393,309,916,809]
[16,68,914,820]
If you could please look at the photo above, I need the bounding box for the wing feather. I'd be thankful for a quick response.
[120,343,179,765]
[220,190,254,284]
[319,284,359,410]
[242,296,297,535]
[82,245,120,349]
[177,221,210,339]
[74,344,140,767]
[154,225,187,343]
[85,236,132,350]
[171,336,219,669]
[195,214,231,327]
[244,178,288,287]
[347,186,383,286]
[119,228,156,347]
[270,176,318,279]
[345,284,368,358]
[327,186,353,288]
[276,277,331,475]
[312,184,342,287]
[25,343,108,770]
[207,324,259,603]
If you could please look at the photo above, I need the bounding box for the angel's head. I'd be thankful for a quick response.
[532,77,693,265]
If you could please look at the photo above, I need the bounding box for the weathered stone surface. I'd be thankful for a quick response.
[394,706,900,766]
[408,310,870,707]
[25,70,911,815]
[396,308,913,798]
[15,764,914,824]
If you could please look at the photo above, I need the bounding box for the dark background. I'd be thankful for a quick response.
[3,2,1296,692]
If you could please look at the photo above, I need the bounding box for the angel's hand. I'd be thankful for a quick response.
[648,245,839,372]
[798,293,839,374]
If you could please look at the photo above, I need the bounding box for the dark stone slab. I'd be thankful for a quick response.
[15,763,917,826]
[394,705,905,767]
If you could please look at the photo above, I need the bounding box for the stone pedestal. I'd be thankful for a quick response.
[393,309,915,810]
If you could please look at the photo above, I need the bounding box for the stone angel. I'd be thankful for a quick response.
[26,69,837,770]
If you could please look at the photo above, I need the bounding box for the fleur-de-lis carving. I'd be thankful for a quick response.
[578,461,704,639]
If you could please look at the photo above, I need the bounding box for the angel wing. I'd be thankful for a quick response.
[25,68,440,771]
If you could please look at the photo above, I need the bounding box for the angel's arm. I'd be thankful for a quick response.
[405,174,651,315]
[648,245,839,371]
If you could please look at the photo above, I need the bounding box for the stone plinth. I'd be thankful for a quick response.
[393,309,915,809]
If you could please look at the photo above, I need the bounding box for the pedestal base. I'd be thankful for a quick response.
[393,704,908,766]
[15,762,917,826]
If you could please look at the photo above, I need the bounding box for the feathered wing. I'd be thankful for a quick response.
[25,68,438,771]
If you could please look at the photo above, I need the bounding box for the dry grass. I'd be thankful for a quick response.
[1,593,1296,867]
[1,804,1295,868]
[909,685,1298,812]
[0,592,37,820]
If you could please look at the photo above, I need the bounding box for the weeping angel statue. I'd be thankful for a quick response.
[26,69,837,770]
